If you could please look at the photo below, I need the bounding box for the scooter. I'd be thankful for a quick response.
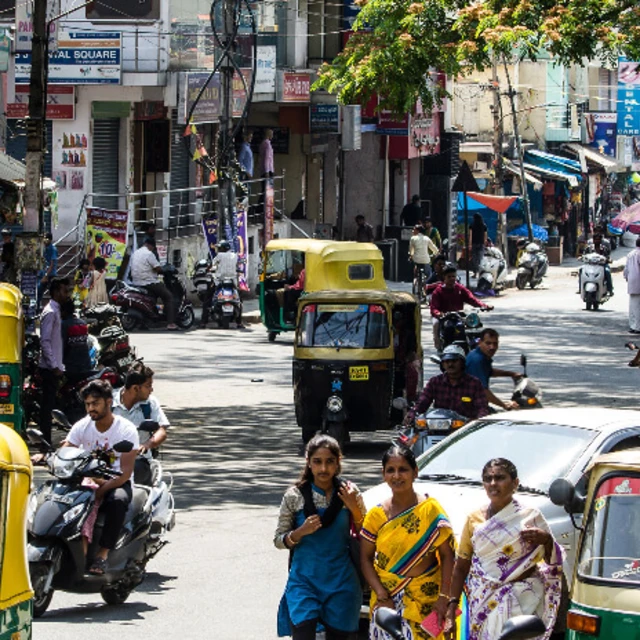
[477,245,508,292]
[25,426,171,617]
[111,264,195,331]
[511,355,543,409]
[211,278,243,329]
[577,251,610,311]
[394,406,468,456]
[438,309,486,354]
[515,242,548,290]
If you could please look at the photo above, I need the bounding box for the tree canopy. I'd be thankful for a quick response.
[314,0,640,116]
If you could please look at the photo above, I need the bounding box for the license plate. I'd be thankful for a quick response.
[222,304,234,312]
[0,404,14,415]
[118,356,133,367]
[45,494,74,505]
[349,366,369,381]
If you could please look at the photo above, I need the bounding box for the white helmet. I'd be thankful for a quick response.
[440,344,467,362]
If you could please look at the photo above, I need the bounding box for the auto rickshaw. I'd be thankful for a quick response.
[259,239,386,341]
[0,423,33,639]
[0,283,24,431]
[292,290,422,444]
[549,450,640,639]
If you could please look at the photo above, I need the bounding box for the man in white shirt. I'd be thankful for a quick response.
[63,380,139,575]
[409,224,439,282]
[112,362,169,486]
[129,237,177,329]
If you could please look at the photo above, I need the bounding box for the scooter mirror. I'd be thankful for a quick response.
[520,354,527,369]
[26,428,44,444]
[392,397,408,411]
[497,615,546,640]
[113,440,134,453]
[52,409,72,429]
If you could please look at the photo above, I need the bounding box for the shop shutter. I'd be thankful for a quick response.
[169,109,191,227]
[92,119,120,210]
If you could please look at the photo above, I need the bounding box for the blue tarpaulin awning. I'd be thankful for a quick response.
[523,149,583,187]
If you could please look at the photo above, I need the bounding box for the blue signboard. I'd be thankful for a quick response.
[617,58,640,136]
[584,112,617,157]
[15,32,121,85]
[310,104,340,134]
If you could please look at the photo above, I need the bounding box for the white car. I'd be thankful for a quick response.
[363,407,640,578]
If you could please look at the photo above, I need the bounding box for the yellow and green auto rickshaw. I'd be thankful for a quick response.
[0,422,33,639]
[550,450,640,639]
[258,239,386,341]
[292,290,422,444]
[0,284,24,431]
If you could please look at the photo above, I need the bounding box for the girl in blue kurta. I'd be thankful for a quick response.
[274,434,366,640]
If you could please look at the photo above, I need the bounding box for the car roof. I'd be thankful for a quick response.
[484,407,640,434]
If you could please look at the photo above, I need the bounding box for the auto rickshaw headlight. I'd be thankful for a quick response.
[0,374,11,400]
[326,395,343,413]
[567,610,600,635]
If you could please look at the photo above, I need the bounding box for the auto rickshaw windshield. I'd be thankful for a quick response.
[265,250,304,277]
[577,473,640,586]
[298,303,390,349]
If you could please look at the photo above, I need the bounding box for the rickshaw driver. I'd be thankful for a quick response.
[404,345,489,424]
[276,257,305,322]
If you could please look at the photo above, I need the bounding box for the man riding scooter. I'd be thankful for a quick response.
[111,362,169,486]
[404,344,489,424]
[199,241,244,329]
[62,379,139,575]
[579,231,614,297]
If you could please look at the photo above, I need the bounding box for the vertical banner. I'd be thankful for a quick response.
[202,217,218,259]
[617,58,640,136]
[264,182,275,245]
[85,207,128,278]
[235,207,249,292]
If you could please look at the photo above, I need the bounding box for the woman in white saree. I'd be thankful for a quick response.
[444,458,563,640]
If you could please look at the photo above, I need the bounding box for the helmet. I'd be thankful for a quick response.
[218,240,230,252]
[440,344,466,362]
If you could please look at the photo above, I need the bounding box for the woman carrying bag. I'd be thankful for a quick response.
[274,434,365,640]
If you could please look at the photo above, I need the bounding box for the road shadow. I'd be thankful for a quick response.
[37,600,157,623]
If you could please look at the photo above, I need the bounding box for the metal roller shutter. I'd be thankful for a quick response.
[170,109,191,227]
[92,119,120,209]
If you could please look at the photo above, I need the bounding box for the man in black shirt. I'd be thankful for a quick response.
[401,195,422,227]
[470,213,487,276]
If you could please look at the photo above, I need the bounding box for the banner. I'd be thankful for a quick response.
[617,57,640,136]
[85,207,128,278]
[202,217,218,259]
[235,207,249,292]
[264,182,275,245]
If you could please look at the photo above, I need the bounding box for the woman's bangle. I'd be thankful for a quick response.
[286,532,298,547]
[447,597,460,606]
[439,593,449,599]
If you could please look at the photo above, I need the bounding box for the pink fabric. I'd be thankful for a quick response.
[81,478,102,543]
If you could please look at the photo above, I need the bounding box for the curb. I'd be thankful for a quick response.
[244,310,262,324]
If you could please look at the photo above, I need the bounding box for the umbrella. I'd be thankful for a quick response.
[611,202,640,233]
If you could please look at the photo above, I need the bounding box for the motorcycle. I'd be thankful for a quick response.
[477,245,508,292]
[438,309,485,354]
[395,406,468,456]
[111,264,195,331]
[515,242,548,290]
[577,251,611,311]
[211,278,243,329]
[25,425,172,617]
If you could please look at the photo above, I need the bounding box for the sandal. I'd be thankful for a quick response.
[625,342,638,351]
[89,557,108,575]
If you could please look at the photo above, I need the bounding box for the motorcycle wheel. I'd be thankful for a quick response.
[586,291,597,311]
[30,563,54,618]
[220,316,231,330]
[530,279,539,289]
[101,584,132,605]
[177,306,195,329]
[121,313,138,331]
[516,274,527,290]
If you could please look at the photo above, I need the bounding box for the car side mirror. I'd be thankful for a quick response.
[497,615,546,640]
[549,477,586,519]
[113,440,134,453]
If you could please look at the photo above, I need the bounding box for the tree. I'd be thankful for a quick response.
[314,0,639,116]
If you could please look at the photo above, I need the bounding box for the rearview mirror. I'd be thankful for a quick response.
[497,615,546,640]
[549,478,576,508]
[113,440,134,453]
[520,354,527,369]
[52,410,72,430]
[26,428,44,444]
[373,607,403,640]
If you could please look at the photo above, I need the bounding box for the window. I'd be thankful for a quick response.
[578,473,640,586]
[265,250,304,279]
[348,264,373,281]
[298,303,389,349]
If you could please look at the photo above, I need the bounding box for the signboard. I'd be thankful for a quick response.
[85,207,129,278]
[7,85,75,120]
[377,111,409,136]
[185,72,221,123]
[410,111,441,157]
[264,182,275,244]
[203,217,218,258]
[584,112,617,157]
[617,58,640,136]
[15,32,121,85]
[255,45,276,92]
[232,68,253,117]
[15,0,58,53]
[310,104,340,134]
[278,72,310,103]
[235,207,249,291]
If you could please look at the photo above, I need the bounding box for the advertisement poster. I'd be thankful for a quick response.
[235,207,249,291]
[85,207,128,277]
[584,112,617,157]
[202,217,218,258]
[617,57,640,136]
[7,85,75,120]
[53,131,88,190]
[186,72,221,123]
[264,183,275,245]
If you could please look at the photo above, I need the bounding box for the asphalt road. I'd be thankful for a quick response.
[34,254,639,639]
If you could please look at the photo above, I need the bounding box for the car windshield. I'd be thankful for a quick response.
[298,303,389,349]
[577,474,640,586]
[417,420,595,492]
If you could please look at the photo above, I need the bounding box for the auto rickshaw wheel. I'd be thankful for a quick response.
[268,331,277,342]
[30,562,54,617]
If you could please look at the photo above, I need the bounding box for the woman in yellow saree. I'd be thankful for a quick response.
[361,445,455,640]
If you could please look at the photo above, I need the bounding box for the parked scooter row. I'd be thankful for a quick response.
[26,413,175,617]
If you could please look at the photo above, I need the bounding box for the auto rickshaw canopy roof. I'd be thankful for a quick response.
[264,239,386,292]
[0,284,23,363]
[300,289,414,305]
[0,424,33,609]
[587,449,640,474]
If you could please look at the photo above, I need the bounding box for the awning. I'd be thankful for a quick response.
[0,153,56,190]
[503,161,543,188]
[562,143,618,173]
[525,149,582,174]
[522,162,581,188]
[466,192,519,213]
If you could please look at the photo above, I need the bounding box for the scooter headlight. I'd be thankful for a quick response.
[465,313,481,329]
[52,456,78,480]
[26,492,38,529]
[62,503,85,524]
[326,395,343,413]
[427,418,452,432]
